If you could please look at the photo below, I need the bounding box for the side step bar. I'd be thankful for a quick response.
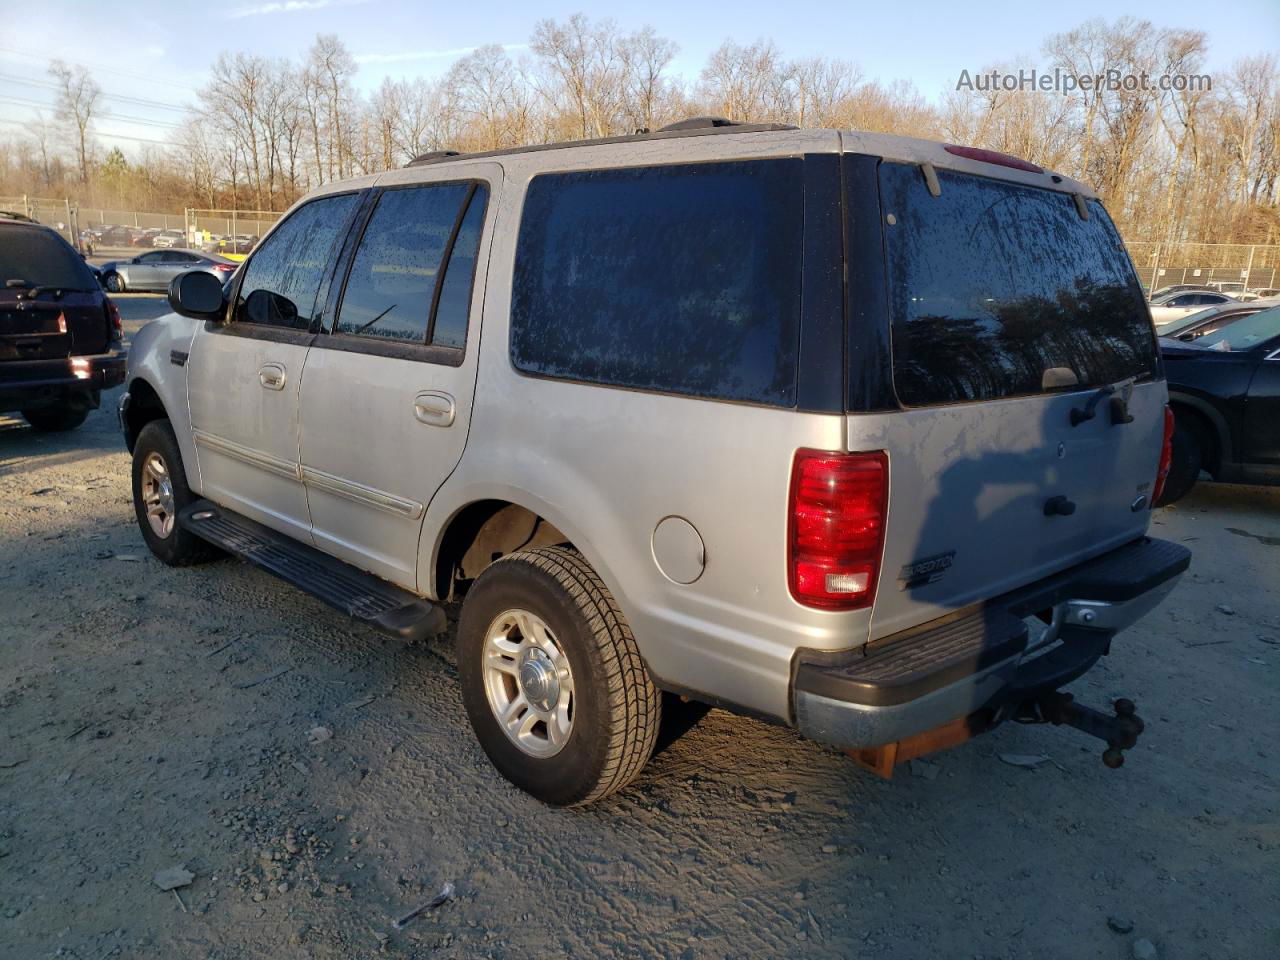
[178,499,447,642]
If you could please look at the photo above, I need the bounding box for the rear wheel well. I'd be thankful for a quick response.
[123,378,166,452]
[1168,402,1219,477]
[434,501,570,601]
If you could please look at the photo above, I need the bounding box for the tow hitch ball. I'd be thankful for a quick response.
[1023,692,1145,768]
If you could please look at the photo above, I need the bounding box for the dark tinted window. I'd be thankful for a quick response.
[431,190,487,348]
[510,159,803,406]
[236,193,358,329]
[336,184,471,344]
[0,226,95,289]
[879,164,1157,405]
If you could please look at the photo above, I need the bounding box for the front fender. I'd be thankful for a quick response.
[126,313,201,488]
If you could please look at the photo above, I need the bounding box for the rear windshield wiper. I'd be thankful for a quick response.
[1070,377,1136,427]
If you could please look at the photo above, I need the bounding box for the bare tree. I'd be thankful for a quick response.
[48,60,101,184]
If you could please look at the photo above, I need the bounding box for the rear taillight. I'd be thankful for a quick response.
[943,144,1044,174]
[788,449,889,610]
[1152,406,1175,505]
[212,264,234,273]
[104,297,123,342]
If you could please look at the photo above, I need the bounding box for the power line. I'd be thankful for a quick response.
[0,95,185,129]
[0,117,174,147]
[0,45,201,94]
[0,73,192,113]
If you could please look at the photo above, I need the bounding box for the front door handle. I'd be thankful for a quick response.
[414,391,455,427]
[259,362,286,391]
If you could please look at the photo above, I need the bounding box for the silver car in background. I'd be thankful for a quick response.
[98,249,238,293]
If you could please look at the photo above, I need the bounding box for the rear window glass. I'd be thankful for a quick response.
[510,159,803,406]
[878,164,1157,406]
[0,225,95,290]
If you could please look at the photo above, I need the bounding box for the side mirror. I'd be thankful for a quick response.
[168,271,226,321]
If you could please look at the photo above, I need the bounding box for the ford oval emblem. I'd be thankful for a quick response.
[1057,442,1066,459]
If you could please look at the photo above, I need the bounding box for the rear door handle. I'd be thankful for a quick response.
[259,362,286,390]
[414,391,455,427]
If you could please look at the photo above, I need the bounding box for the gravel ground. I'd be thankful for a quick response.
[1,298,1277,959]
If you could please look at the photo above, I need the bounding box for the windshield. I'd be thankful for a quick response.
[878,163,1158,405]
[1194,305,1280,352]
[0,225,96,290]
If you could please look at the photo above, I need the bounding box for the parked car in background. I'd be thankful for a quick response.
[97,225,136,246]
[1159,304,1280,503]
[132,228,162,247]
[1155,299,1278,338]
[1148,283,1215,301]
[216,234,258,255]
[152,230,184,248]
[122,122,1187,805]
[0,214,125,431]
[98,249,238,292]
[1149,289,1236,326]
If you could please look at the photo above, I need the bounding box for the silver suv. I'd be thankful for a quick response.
[120,120,1189,805]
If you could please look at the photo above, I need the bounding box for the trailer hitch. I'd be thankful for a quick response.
[1024,692,1145,768]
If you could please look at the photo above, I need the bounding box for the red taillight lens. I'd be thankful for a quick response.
[104,297,123,341]
[788,449,889,610]
[212,263,234,273]
[1152,406,1175,505]
[943,144,1044,174]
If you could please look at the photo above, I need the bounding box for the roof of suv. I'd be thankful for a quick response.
[292,119,1096,234]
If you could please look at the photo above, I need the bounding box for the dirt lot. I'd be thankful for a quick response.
[1,299,1277,959]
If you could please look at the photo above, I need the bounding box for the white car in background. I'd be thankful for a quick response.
[151,230,185,248]
[1148,289,1236,326]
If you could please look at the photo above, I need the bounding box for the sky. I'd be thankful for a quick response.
[1,0,1277,157]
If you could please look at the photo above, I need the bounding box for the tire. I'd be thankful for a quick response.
[1157,416,1203,506]
[104,271,124,293]
[22,404,88,432]
[456,546,661,806]
[130,419,220,566]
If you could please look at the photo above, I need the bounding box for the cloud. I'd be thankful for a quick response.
[354,43,528,65]
[229,0,365,19]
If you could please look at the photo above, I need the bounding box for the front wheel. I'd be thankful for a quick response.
[131,419,220,566]
[456,547,661,806]
[104,271,124,293]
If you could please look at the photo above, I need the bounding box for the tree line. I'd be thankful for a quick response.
[1,14,1277,245]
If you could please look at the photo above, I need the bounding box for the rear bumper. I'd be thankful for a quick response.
[792,537,1190,750]
[0,350,127,409]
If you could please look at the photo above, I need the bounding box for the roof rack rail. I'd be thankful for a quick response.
[397,119,800,168]
[657,116,742,132]
[406,150,464,168]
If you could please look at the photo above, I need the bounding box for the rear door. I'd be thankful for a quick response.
[851,159,1165,640]
[297,167,498,590]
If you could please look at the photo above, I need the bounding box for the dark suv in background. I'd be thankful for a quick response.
[0,215,126,431]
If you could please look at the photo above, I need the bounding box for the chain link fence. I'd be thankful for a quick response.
[1126,241,1280,295]
[184,209,284,259]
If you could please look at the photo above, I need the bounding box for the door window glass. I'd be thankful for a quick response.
[431,189,488,349]
[236,193,359,329]
[335,183,473,344]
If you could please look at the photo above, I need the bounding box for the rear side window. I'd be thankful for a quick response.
[335,182,485,346]
[510,159,804,406]
[236,193,359,329]
[0,225,95,290]
[878,164,1157,406]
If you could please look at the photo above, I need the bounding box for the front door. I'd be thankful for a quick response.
[187,192,361,541]
[298,167,499,589]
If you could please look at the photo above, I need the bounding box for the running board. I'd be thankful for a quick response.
[177,499,447,642]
